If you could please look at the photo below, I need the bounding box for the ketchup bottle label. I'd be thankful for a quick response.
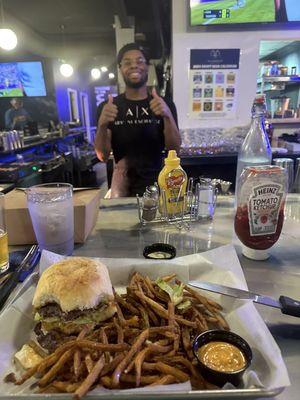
[248,183,284,236]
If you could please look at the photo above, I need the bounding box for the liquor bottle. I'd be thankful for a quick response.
[235,95,272,197]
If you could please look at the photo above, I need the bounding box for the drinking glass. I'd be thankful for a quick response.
[0,193,9,272]
[27,183,74,255]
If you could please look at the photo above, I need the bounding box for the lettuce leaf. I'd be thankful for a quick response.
[177,299,191,310]
[155,278,184,305]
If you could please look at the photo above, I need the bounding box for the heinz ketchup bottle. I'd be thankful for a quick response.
[234,165,287,260]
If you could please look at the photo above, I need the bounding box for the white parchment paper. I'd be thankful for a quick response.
[0,244,290,396]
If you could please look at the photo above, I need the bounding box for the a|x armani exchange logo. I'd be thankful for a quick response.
[125,106,149,118]
[113,105,160,126]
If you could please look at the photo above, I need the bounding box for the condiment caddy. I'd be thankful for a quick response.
[136,177,218,228]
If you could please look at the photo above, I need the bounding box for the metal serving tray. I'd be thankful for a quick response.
[0,255,288,399]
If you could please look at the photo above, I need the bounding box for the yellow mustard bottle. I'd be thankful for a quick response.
[158,150,187,216]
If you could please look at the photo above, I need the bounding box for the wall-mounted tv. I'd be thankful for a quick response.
[189,0,300,27]
[0,61,47,97]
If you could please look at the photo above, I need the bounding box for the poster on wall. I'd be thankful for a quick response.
[189,48,240,119]
[94,86,118,107]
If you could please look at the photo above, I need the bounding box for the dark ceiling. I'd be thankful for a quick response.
[1,0,171,68]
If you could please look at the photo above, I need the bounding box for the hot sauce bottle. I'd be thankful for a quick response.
[234,165,287,260]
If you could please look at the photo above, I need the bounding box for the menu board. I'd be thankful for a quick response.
[189,49,240,119]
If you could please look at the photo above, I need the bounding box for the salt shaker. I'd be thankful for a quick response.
[196,178,217,219]
[141,184,159,222]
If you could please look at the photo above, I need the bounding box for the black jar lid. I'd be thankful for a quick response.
[143,243,176,260]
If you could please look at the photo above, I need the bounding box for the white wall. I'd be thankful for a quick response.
[172,1,300,130]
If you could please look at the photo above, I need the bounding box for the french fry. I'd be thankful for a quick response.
[148,374,176,386]
[120,374,160,385]
[38,349,74,387]
[52,381,81,393]
[27,340,48,358]
[74,355,105,399]
[72,340,129,352]
[15,364,39,385]
[168,302,175,330]
[145,276,157,297]
[99,327,110,363]
[181,327,193,360]
[74,326,89,380]
[160,274,177,282]
[100,375,112,388]
[100,353,125,377]
[183,285,223,313]
[213,312,230,331]
[146,343,173,353]
[134,347,151,387]
[111,329,149,388]
[114,291,139,314]
[85,354,94,373]
[142,362,158,371]
[155,361,189,383]
[38,384,61,393]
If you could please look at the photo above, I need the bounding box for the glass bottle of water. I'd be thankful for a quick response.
[235,95,272,196]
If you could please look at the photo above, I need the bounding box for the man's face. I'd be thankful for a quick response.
[119,50,148,89]
[11,99,23,109]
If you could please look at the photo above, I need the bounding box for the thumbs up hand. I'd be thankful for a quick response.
[98,94,118,128]
[150,87,171,118]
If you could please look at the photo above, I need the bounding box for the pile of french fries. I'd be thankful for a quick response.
[8,273,229,398]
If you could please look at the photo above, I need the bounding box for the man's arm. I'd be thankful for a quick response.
[150,88,181,154]
[94,95,117,162]
[162,97,181,154]
[94,125,112,162]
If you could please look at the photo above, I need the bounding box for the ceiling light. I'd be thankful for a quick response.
[0,28,18,50]
[60,63,74,77]
[101,66,108,72]
[108,73,115,79]
[91,68,101,79]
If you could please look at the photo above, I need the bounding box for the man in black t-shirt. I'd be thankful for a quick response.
[94,43,181,197]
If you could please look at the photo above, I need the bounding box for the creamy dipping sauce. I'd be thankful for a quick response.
[197,341,246,372]
[147,251,171,259]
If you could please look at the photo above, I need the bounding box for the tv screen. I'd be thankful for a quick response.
[190,0,300,26]
[0,61,47,97]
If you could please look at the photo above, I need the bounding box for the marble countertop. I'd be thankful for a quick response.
[73,194,300,400]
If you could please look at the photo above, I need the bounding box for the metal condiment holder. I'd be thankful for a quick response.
[136,178,217,229]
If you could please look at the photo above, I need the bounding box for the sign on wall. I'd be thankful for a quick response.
[94,86,118,107]
[189,48,240,119]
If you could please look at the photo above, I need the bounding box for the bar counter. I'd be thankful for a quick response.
[73,194,300,400]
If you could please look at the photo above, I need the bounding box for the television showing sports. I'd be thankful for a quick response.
[190,0,300,26]
[0,61,47,97]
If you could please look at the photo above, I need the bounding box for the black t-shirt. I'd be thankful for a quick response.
[96,93,178,195]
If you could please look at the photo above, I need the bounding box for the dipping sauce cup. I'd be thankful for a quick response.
[193,330,252,387]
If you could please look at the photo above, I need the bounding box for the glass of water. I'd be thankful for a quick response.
[27,183,74,255]
[0,193,9,273]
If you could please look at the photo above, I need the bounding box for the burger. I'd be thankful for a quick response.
[32,257,117,352]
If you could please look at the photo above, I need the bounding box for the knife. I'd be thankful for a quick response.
[188,281,300,318]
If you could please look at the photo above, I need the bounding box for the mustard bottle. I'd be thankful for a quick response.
[158,150,187,217]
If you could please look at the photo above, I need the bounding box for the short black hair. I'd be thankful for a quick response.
[117,43,150,66]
